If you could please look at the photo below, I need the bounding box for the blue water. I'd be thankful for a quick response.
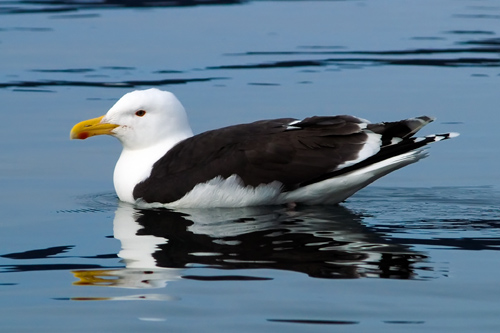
[1,0,500,331]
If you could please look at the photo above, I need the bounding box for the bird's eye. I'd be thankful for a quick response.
[135,110,146,117]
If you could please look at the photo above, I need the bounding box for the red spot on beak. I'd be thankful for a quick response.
[78,132,90,140]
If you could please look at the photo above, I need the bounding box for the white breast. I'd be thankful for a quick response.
[113,138,186,203]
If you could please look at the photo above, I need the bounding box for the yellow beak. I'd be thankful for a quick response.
[70,115,119,140]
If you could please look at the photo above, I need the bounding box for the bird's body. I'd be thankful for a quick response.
[70,88,458,208]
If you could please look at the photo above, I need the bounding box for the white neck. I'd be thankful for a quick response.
[113,133,192,203]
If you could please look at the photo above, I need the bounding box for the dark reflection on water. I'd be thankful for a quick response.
[268,319,359,325]
[134,205,420,278]
[1,0,499,94]
[351,187,500,254]
[216,38,500,69]
[3,186,499,288]
[1,245,73,259]
[0,246,119,273]
[68,202,428,291]
[0,0,245,15]
[1,186,499,308]
[3,263,110,273]
[0,77,225,89]
[394,236,500,251]
[1,39,499,90]
[210,57,500,69]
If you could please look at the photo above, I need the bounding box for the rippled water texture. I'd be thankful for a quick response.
[1,1,499,332]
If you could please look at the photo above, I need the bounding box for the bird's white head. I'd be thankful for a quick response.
[70,88,194,150]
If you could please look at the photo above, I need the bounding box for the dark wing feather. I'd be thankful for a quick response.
[133,115,432,204]
[367,116,434,145]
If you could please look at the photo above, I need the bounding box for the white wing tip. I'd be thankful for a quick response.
[425,132,460,142]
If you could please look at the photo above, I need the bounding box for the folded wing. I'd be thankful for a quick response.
[134,115,436,203]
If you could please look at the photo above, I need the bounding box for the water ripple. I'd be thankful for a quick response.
[0,0,247,15]
[0,77,226,89]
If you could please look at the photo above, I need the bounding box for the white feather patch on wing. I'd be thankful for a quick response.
[285,119,301,130]
[140,175,284,209]
[335,131,382,170]
[391,137,403,145]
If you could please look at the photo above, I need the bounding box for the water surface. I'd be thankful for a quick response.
[1,0,500,332]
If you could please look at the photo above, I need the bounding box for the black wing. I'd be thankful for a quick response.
[133,115,433,203]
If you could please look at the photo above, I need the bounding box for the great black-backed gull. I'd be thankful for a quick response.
[70,88,458,208]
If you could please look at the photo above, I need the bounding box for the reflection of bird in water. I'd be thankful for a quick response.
[73,203,427,289]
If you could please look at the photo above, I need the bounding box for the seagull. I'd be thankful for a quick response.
[70,88,458,208]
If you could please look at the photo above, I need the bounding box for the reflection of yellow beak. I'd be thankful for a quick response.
[72,269,120,287]
[70,115,119,140]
